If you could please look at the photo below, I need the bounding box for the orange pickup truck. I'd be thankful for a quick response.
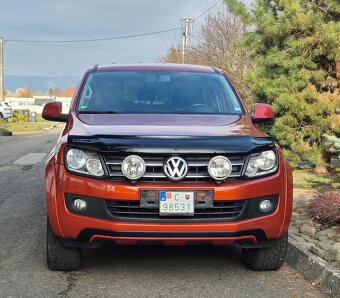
[43,63,292,271]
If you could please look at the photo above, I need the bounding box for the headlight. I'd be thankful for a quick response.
[121,155,146,180]
[245,150,277,177]
[66,149,86,170]
[65,148,104,177]
[208,156,232,180]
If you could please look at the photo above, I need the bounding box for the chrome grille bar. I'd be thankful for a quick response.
[104,153,246,182]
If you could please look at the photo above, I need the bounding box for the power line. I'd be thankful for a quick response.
[183,0,207,17]
[189,33,201,44]
[193,0,222,21]
[4,27,181,43]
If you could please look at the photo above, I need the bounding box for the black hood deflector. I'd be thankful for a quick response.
[68,135,275,154]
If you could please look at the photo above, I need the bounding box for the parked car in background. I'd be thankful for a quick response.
[0,102,13,120]
[42,63,293,271]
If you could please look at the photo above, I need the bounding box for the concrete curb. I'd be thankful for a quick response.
[43,123,57,131]
[287,232,340,297]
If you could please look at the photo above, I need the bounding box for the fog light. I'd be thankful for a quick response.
[259,199,273,212]
[73,198,87,210]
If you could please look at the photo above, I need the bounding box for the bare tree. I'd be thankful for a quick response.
[160,9,253,107]
[14,86,33,98]
[47,86,64,97]
[191,12,252,105]
[159,46,182,64]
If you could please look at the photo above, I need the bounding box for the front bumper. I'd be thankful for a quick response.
[46,160,292,246]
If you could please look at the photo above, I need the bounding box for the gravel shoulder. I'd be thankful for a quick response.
[287,189,340,297]
[291,189,340,268]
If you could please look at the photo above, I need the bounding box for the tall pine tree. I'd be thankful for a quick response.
[224,0,340,171]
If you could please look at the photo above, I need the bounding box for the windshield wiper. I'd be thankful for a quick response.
[78,111,118,114]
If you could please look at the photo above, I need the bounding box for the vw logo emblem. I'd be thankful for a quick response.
[163,156,188,181]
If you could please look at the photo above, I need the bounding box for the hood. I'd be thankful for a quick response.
[67,114,274,154]
[68,113,266,138]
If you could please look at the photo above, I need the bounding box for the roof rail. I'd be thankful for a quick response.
[92,64,99,72]
[212,67,221,73]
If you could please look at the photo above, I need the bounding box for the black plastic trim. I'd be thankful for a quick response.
[60,238,101,249]
[65,193,279,223]
[235,239,278,249]
[76,228,268,243]
[251,116,274,124]
[43,113,68,122]
[68,135,275,155]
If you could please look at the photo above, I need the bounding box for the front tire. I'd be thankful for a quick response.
[47,219,81,271]
[242,233,288,271]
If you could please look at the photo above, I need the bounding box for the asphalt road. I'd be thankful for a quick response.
[0,130,325,298]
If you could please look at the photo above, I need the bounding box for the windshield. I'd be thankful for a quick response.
[77,71,243,115]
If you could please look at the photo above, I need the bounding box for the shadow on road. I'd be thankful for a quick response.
[82,244,243,270]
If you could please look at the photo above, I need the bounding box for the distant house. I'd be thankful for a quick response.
[34,96,56,106]
[6,97,35,106]
[5,96,72,114]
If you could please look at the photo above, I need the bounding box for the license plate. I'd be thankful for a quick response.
[159,191,194,216]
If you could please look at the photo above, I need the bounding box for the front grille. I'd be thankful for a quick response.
[103,153,246,182]
[105,199,245,221]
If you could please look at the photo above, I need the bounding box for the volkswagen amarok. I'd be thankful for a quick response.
[43,64,293,271]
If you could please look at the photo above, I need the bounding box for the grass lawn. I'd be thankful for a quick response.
[293,169,340,191]
[0,120,54,134]
[0,113,57,134]
[0,122,54,133]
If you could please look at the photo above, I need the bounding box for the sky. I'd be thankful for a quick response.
[0,0,238,77]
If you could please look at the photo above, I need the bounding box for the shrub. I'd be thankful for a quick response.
[308,192,340,226]
[224,0,340,168]
[10,111,30,123]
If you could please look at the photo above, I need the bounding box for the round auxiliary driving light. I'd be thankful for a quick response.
[73,198,87,211]
[121,155,146,180]
[208,156,232,180]
[259,199,273,212]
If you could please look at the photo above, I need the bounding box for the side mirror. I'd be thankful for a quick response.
[251,103,274,123]
[42,102,68,122]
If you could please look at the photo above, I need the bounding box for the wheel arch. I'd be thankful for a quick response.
[45,156,65,237]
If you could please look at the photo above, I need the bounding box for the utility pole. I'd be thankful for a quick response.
[0,37,4,101]
[181,18,193,64]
